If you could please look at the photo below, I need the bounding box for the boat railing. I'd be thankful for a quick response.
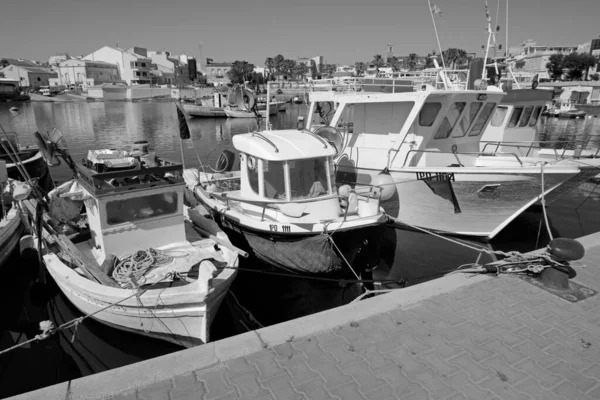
[481,137,598,159]
[250,132,279,153]
[401,149,524,168]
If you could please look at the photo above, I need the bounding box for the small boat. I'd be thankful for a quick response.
[23,136,240,347]
[0,130,54,192]
[544,101,586,119]
[181,92,228,118]
[224,105,277,118]
[0,178,31,269]
[183,128,387,278]
[293,96,302,104]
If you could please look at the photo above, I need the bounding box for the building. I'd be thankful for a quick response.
[50,59,122,89]
[386,44,394,64]
[204,59,233,85]
[147,51,191,86]
[49,53,71,66]
[83,46,152,85]
[297,56,324,71]
[0,58,57,90]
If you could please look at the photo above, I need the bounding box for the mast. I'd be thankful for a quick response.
[427,0,446,70]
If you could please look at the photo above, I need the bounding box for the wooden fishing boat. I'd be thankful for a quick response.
[22,138,241,347]
[224,105,277,118]
[183,129,387,278]
[181,92,228,118]
[0,177,31,269]
[0,131,54,192]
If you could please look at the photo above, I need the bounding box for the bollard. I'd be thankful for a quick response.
[538,267,569,290]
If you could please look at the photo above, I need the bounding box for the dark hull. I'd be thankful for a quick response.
[6,151,54,192]
[210,208,385,278]
[0,213,23,269]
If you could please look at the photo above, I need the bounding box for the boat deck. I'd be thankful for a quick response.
[15,232,600,400]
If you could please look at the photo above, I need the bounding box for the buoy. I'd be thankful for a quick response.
[338,184,352,197]
[347,190,358,214]
[372,169,396,201]
[548,238,585,261]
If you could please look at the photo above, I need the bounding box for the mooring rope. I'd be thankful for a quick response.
[112,248,174,289]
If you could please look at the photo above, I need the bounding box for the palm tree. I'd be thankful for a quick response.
[273,54,285,81]
[407,53,419,71]
[372,55,385,68]
[354,61,367,77]
[388,56,402,72]
[325,64,337,78]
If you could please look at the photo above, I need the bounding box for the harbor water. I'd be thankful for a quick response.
[1,100,600,398]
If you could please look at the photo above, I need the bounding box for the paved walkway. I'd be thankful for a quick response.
[13,236,600,400]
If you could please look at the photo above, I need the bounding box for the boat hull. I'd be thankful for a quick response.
[337,166,579,239]
[0,209,23,269]
[6,150,54,192]
[225,107,277,118]
[182,103,227,118]
[43,251,235,348]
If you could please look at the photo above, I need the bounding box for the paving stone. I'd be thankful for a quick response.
[329,382,367,400]
[481,310,524,331]
[384,346,429,376]
[481,355,528,385]
[272,341,302,362]
[416,351,455,377]
[457,308,496,329]
[407,306,441,325]
[481,324,524,347]
[373,365,424,397]
[512,312,554,336]
[580,364,600,380]
[512,377,567,400]
[428,320,464,342]
[512,341,559,368]
[359,344,395,371]
[365,313,404,339]
[261,373,305,400]
[412,369,459,399]
[340,360,386,394]
[440,370,495,400]
[484,339,527,365]
[320,338,364,366]
[398,386,431,400]
[294,378,340,400]
[441,393,467,400]
[513,358,563,389]
[226,356,257,378]
[540,315,584,337]
[363,383,396,400]
[551,380,594,400]
[170,372,206,400]
[281,356,320,385]
[292,336,333,364]
[586,384,600,399]
[228,371,271,399]
[479,376,531,400]
[452,337,494,362]
[512,326,556,350]
[247,349,287,382]
[196,365,237,400]
[417,333,463,360]
[336,322,366,342]
[447,353,495,383]
[388,331,431,356]
[307,358,354,390]
[545,344,595,372]
[547,361,598,393]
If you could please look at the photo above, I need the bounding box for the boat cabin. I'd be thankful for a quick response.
[76,145,185,262]
[307,86,506,172]
[480,89,551,153]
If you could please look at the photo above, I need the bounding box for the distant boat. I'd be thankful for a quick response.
[293,96,302,104]
[225,105,277,118]
[181,92,228,118]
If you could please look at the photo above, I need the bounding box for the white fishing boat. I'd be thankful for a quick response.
[183,128,387,277]
[224,105,277,118]
[0,177,31,269]
[181,92,229,118]
[300,77,592,240]
[24,135,241,347]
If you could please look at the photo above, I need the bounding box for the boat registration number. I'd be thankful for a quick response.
[269,224,291,232]
[416,172,455,182]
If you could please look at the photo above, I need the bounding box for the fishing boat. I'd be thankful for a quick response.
[23,135,241,347]
[224,105,278,118]
[183,128,387,278]
[545,101,586,119]
[0,130,54,192]
[301,77,592,240]
[181,92,228,118]
[0,174,31,269]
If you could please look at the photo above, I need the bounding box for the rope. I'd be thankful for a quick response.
[540,163,554,241]
[112,248,174,289]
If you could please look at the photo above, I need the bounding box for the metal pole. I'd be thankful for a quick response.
[266,81,270,131]
[427,0,446,69]
[505,0,508,56]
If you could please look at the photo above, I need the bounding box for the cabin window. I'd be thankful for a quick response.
[453,102,482,137]
[247,156,260,195]
[529,106,542,126]
[434,102,465,139]
[507,107,523,128]
[263,160,286,199]
[106,192,178,225]
[419,102,442,127]
[519,106,534,127]
[490,106,508,127]
[287,158,331,200]
[468,103,496,136]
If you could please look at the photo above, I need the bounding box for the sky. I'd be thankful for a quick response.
[1,0,599,67]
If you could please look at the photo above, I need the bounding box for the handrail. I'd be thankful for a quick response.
[210,192,340,206]
[481,137,597,159]
[401,149,524,168]
[251,132,279,153]
[301,130,328,149]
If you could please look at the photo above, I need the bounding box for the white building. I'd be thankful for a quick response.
[0,58,57,90]
[147,51,190,86]
[49,53,71,66]
[83,46,152,85]
[50,59,123,89]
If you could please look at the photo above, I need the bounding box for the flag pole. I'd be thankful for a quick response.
[427,0,446,69]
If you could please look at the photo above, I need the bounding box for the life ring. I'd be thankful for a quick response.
[33,131,58,166]
[247,156,256,171]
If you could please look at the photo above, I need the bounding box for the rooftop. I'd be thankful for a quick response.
[233,129,336,161]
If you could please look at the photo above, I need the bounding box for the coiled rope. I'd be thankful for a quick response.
[112,248,174,289]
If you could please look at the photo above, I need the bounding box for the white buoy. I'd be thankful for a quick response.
[372,169,396,201]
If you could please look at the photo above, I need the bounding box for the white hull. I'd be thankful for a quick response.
[339,166,582,238]
[182,103,227,118]
[225,107,277,118]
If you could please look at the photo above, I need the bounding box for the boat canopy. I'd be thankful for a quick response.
[233,129,336,161]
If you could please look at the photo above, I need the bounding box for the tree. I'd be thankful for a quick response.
[354,61,366,77]
[443,48,468,69]
[325,64,337,78]
[590,73,599,81]
[293,62,309,80]
[273,54,285,80]
[372,55,385,68]
[562,52,597,81]
[407,53,419,71]
[264,57,274,80]
[227,61,255,84]
[310,59,318,79]
[281,59,296,80]
[388,56,402,72]
[546,53,564,81]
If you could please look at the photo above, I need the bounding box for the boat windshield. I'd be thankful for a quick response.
[262,158,332,200]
